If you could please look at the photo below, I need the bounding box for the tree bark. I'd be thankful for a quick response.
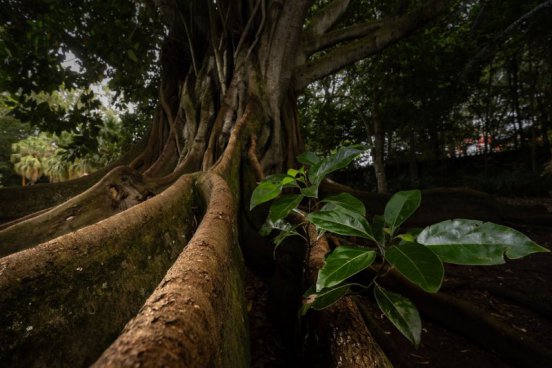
[303,224,392,368]
[371,93,388,194]
[0,1,471,366]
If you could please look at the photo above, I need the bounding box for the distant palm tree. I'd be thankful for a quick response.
[43,150,69,182]
[12,154,42,186]
[10,133,52,185]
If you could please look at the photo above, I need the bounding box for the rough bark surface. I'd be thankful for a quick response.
[1,1,515,367]
[304,224,392,368]
[0,175,195,367]
[0,166,156,258]
[93,173,248,368]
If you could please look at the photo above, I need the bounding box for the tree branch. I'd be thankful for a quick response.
[294,0,447,91]
[303,19,386,56]
[303,0,351,39]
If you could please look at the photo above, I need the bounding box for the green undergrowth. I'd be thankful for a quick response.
[249,146,549,347]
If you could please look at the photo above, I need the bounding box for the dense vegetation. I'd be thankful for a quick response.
[0,1,551,367]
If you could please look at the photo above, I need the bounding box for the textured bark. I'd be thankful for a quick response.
[304,224,392,368]
[0,141,146,224]
[93,173,248,368]
[0,166,157,258]
[294,0,447,90]
[0,1,474,366]
[0,175,196,367]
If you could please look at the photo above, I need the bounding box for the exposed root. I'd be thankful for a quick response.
[303,224,392,367]
[0,207,50,231]
[0,142,145,225]
[355,297,410,367]
[93,173,249,367]
[387,271,552,368]
[442,280,552,320]
[320,181,552,226]
[247,135,265,182]
[0,175,197,367]
[0,166,157,258]
[212,97,260,178]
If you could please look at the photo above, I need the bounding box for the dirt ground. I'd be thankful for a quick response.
[245,197,552,368]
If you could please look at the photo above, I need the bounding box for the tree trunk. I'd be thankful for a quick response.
[0,1,456,366]
[509,54,524,148]
[371,93,388,194]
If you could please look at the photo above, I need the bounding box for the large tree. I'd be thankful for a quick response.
[1,1,551,367]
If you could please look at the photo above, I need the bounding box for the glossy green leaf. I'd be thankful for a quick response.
[308,146,363,185]
[268,194,303,222]
[308,208,374,240]
[384,190,421,234]
[397,233,416,243]
[385,244,444,293]
[287,168,300,177]
[372,215,386,247]
[259,218,290,236]
[417,219,550,265]
[273,228,301,247]
[265,173,297,186]
[374,284,421,347]
[321,193,366,216]
[301,185,319,198]
[297,151,320,166]
[303,284,351,314]
[316,246,376,291]
[273,229,301,259]
[250,180,283,210]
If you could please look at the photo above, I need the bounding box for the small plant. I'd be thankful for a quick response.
[250,146,549,347]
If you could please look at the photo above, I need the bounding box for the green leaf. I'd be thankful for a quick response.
[316,246,376,292]
[308,208,374,240]
[384,190,421,234]
[308,146,363,185]
[302,284,351,314]
[321,193,366,216]
[374,284,421,347]
[127,49,138,63]
[273,228,301,259]
[287,168,300,177]
[265,173,297,187]
[372,215,386,247]
[301,185,319,198]
[259,219,301,258]
[397,233,416,243]
[259,218,294,236]
[250,181,283,210]
[385,244,444,293]
[297,151,320,166]
[268,194,303,222]
[417,219,550,265]
[273,228,300,247]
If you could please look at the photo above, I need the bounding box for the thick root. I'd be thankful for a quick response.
[93,173,249,368]
[303,225,392,367]
[0,143,145,224]
[320,182,552,226]
[0,175,196,367]
[0,166,156,258]
[387,271,552,368]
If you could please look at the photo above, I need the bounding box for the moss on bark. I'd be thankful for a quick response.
[0,175,196,367]
[93,173,249,367]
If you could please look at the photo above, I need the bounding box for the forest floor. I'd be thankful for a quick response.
[245,196,552,368]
